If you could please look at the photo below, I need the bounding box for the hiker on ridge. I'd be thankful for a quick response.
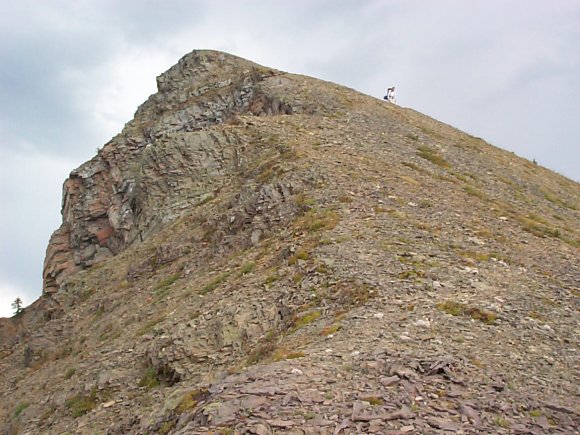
[384,86,396,104]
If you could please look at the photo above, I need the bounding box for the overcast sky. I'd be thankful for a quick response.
[1,0,579,317]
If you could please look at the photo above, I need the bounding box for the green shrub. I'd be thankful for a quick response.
[320,323,342,336]
[199,272,231,295]
[138,366,160,390]
[463,185,487,200]
[272,350,305,361]
[437,300,497,324]
[246,330,279,365]
[135,316,165,336]
[175,388,209,414]
[289,249,310,265]
[246,342,277,365]
[361,396,384,406]
[416,145,451,168]
[65,389,97,418]
[292,310,321,330]
[240,262,256,275]
[13,402,29,418]
[153,273,180,297]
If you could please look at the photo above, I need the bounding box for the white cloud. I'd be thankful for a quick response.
[63,44,179,144]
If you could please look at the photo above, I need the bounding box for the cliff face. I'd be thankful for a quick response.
[43,51,294,294]
[2,50,579,434]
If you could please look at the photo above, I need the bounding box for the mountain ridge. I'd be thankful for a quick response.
[1,50,578,434]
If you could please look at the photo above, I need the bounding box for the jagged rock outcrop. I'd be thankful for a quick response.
[2,50,579,434]
[43,50,295,294]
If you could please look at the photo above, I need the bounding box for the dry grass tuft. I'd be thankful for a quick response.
[437,300,497,324]
[417,145,451,168]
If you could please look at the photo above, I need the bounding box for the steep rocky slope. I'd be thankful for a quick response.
[1,50,578,434]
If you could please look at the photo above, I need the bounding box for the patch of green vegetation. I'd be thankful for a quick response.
[199,271,231,295]
[434,173,457,183]
[309,212,339,231]
[91,305,106,323]
[64,367,77,380]
[315,264,329,274]
[295,207,340,233]
[247,329,279,364]
[65,389,97,418]
[529,409,543,418]
[196,194,215,207]
[527,212,550,225]
[136,316,165,336]
[152,272,181,299]
[320,323,342,336]
[540,188,578,210]
[273,349,305,361]
[159,420,176,435]
[452,172,470,183]
[80,287,96,303]
[361,396,384,406]
[264,274,278,285]
[13,402,29,418]
[117,280,130,290]
[264,329,277,342]
[399,175,421,186]
[240,262,256,275]
[516,214,561,239]
[289,249,310,265]
[489,251,512,264]
[416,145,451,168]
[331,282,377,307]
[247,340,277,365]
[494,416,510,428]
[255,159,283,184]
[398,269,426,280]
[52,344,74,360]
[99,322,116,342]
[176,389,209,414]
[389,209,407,220]
[291,273,304,284]
[460,250,491,262]
[296,193,317,208]
[292,310,322,330]
[138,366,160,390]
[463,185,487,200]
[437,300,497,324]
[561,236,580,248]
[402,161,429,174]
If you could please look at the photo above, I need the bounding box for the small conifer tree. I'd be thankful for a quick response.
[12,297,23,316]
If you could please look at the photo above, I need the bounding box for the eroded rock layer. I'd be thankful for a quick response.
[43,51,295,293]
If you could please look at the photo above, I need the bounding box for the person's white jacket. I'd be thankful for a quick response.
[389,88,396,104]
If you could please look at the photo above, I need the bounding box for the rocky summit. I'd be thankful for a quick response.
[1,50,579,434]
